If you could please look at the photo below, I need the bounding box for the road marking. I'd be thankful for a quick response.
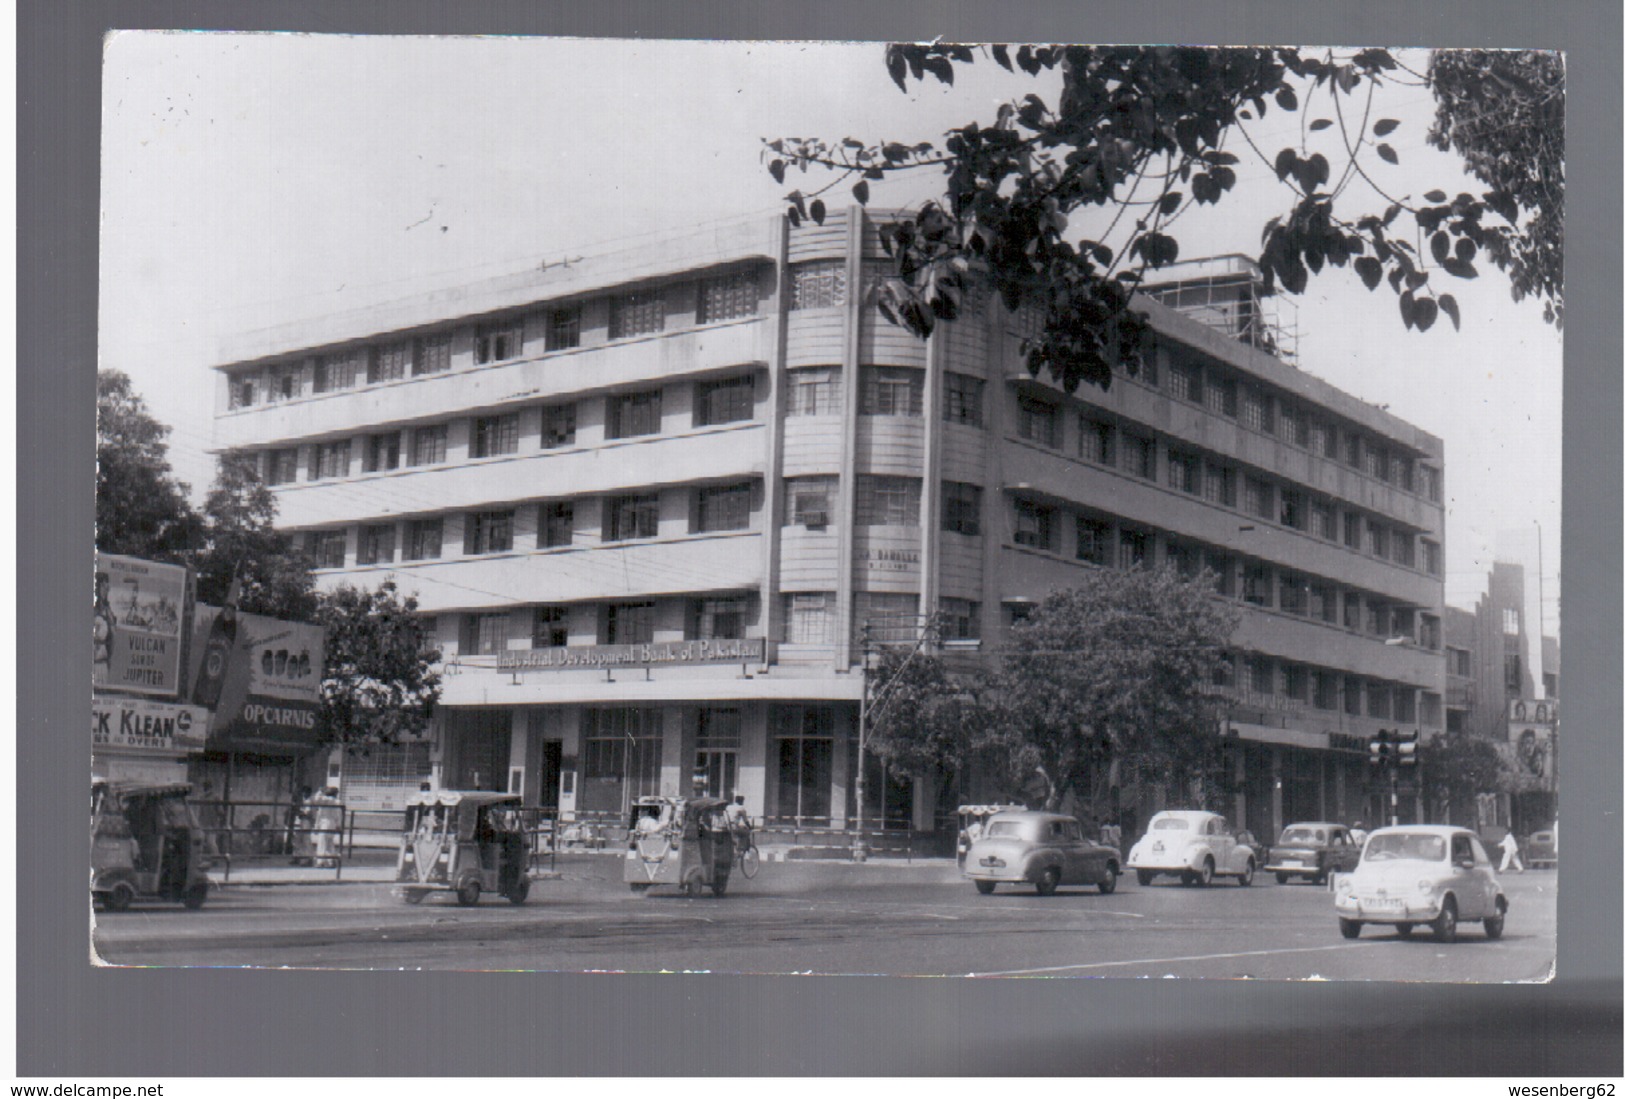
[969,941,1377,977]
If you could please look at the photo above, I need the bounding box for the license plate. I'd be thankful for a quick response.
[1281,859,1303,868]
[980,857,1005,868]
[1363,896,1403,911]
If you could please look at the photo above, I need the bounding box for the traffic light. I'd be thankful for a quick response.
[1396,728,1419,766]
[1369,729,1394,766]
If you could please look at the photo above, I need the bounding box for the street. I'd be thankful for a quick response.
[91,857,1557,981]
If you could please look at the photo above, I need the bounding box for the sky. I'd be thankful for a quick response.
[98,35,1563,626]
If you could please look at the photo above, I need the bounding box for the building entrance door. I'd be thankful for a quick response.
[445,710,511,791]
[537,739,562,809]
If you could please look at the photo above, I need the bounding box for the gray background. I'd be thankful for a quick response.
[20,0,1621,1076]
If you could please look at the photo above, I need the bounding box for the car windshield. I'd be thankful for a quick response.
[1152,817,1190,831]
[1363,833,1447,862]
[1280,827,1325,845]
[985,820,1028,839]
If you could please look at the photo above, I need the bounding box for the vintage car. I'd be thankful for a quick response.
[1126,809,1256,887]
[1265,821,1363,884]
[962,811,1120,896]
[1333,825,1508,942]
[1525,829,1558,869]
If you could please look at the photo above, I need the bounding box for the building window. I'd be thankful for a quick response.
[1279,490,1304,530]
[694,483,753,533]
[1241,386,1274,433]
[697,270,759,323]
[541,501,574,549]
[1016,396,1059,447]
[267,449,299,485]
[854,592,920,646]
[1204,463,1237,508]
[1391,454,1415,492]
[546,306,581,352]
[1312,670,1338,711]
[1393,689,1417,724]
[1364,445,1388,481]
[1366,600,1390,638]
[1342,592,1362,631]
[1343,511,1363,550]
[1366,521,1390,559]
[403,519,443,561]
[531,605,569,649]
[1122,433,1156,479]
[1168,360,1202,403]
[370,341,411,384]
[357,524,396,566]
[471,414,520,458]
[314,350,363,393]
[1343,677,1363,716]
[1448,648,1472,677]
[462,612,509,657]
[1250,656,1275,696]
[855,476,921,526]
[1308,417,1331,457]
[1310,582,1337,623]
[607,389,663,439]
[1244,476,1274,520]
[1420,691,1442,727]
[473,318,524,365]
[311,440,351,481]
[790,260,847,310]
[410,424,448,466]
[1278,403,1306,447]
[1421,614,1442,650]
[861,366,924,417]
[601,602,656,645]
[1167,450,1200,494]
[580,707,663,813]
[1391,531,1415,568]
[1076,517,1110,566]
[229,376,256,409]
[604,493,660,542]
[1365,683,1390,719]
[695,375,755,427]
[784,593,835,644]
[1502,608,1521,635]
[464,510,514,555]
[941,482,982,536]
[1343,430,1363,469]
[942,372,985,427]
[1504,652,1522,690]
[1422,539,1442,577]
[306,530,347,569]
[690,596,749,641]
[413,334,452,376]
[785,477,836,528]
[1310,500,1336,540]
[541,403,577,449]
[936,598,980,642]
[1013,501,1055,551]
[1165,540,1201,579]
[787,367,840,416]
[1419,464,1442,502]
[1279,573,1307,615]
[1078,416,1115,465]
[1243,563,1273,606]
[1205,550,1236,597]
[608,290,666,340]
[364,432,401,473]
[1206,374,1238,417]
[265,364,301,402]
[1118,528,1148,570]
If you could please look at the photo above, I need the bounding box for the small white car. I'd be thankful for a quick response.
[1333,825,1508,942]
[1126,809,1256,887]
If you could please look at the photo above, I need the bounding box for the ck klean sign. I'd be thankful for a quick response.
[93,697,210,753]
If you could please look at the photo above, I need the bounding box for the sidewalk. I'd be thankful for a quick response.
[208,848,962,887]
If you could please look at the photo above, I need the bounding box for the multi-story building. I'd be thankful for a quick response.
[208,208,1447,846]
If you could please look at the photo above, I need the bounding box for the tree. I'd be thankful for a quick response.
[96,369,201,559]
[315,580,442,745]
[1423,731,1507,826]
[991,568,1239,811]
[766,45,1565,395]
[194,451,318,621]
[1428,49,1565,327]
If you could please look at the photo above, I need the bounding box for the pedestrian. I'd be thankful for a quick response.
[725,795,752,854]
[311,787,343,868]
[288,787,314,864]
[1349,820,1369,848]
[1499,829,1525,873]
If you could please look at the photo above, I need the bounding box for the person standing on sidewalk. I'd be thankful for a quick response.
[1499,829,1525,873]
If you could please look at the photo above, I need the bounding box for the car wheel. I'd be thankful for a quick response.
[974,880,996,895]
[1035,867,1060,897]
[507,880,530,905]
[1483,899,1507,940]
[1313,869,1328,886]
[1136,870,1155,887]
[629,882,652,896]
[181,880,209,910]
[1237,860,1254,887]
[1395,923,1414,939]
[455,879,481,907]
[1197,858,1215,887]
[1098,864,1118,895]
[1432,897,1458,943]
[105,881,136,913]
[1339,918,1362,939]
[1275,872,1290,885]
[402,889,427,905]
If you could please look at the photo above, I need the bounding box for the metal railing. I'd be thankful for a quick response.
[190,798,346,882]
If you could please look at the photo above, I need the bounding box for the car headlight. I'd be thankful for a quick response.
[1416,879,1436,896]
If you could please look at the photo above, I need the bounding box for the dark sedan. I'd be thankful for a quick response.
[963,811,1121,896]
[1265,821,1361,884]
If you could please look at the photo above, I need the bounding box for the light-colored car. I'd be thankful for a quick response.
[1265,821,1362,884]
[1333,825,1508,942]
[962,811,1121,896]
[1126,809,1256,887]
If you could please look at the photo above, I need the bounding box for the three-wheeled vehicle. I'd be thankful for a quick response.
[624,795,734,897]
[956,804,1026,868]
[91,780,211,911]
[395,790,533,906]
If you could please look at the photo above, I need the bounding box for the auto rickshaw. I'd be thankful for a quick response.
[956,804,1026,868]
[395,790,533,906]
[91,780,211,911]
[624,795,734,897]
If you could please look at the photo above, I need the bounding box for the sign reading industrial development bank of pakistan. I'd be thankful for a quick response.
[499,638,766,672]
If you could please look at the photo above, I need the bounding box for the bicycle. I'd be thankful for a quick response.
[735,827,760,879]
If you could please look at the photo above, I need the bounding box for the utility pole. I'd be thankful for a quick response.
[852,621,873,863]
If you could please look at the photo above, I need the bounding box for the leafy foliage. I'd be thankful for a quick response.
[766,45,1565,394]
[314,580,442,745]
[194,451,318,620]
[96,370,202,560]
[1423,730,1509,825]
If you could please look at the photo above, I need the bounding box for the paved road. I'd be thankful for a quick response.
[92,861,1556,981]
